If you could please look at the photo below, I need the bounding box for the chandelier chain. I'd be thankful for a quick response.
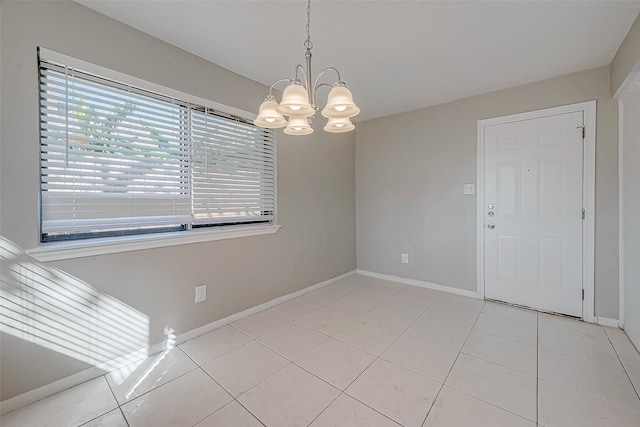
[305,0,313,50]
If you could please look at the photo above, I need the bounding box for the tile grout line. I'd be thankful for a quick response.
[202,398,267,427]
[113,364,200,408]
[245,289,394,426]
[101,376,126,427]
[482,302,539,322]
[176,348,240,426]
[192,338,307,426]
[602,329,640,402]
[330,390,405,427]
[536,339,628,374]
[208,289,411,425]
[86,343,236,427]
[420,300,486,426]
[539,326,612,343]
[455,351,536,378]
[468,327,538,350]
[185,302,307,424]
[429,314,539,424]
[537,375,640,415]
[283,336,389,425]
[480,309,539,325]
[302,391,343,426]
[233,399,268,427]
[324,285,421,390]
[203,342,291,404]
[539,323,640,415]
[75,375,129,427]
[181,330,254,367]
[539,321,640,417]
[304,286,442,426]
[433,304,539,424]
[441,384,538,425]
[103,374,124,426]
[193,280,409,426]
[117,406,132,427]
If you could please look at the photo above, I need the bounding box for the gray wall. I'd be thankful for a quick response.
[621,89,640,347]
[612,12,640,347]
[611,13,640,96]
[356,66,619,318]
[0,1,356,400]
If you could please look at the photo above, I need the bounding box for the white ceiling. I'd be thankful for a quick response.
[78,1,640,121]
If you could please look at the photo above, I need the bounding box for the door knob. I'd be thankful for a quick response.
[487,224,495,229]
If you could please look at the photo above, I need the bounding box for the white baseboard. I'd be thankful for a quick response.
[173,270,356,344]
[595,316,621,328]
[356,269,479,299]
[0,365,106,416]
[0,270,356,415]
[356,271,622,328]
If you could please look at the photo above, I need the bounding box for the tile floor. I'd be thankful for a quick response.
[3,275,640,427]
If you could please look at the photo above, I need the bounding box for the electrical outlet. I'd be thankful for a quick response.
[195,284,207,303]
[401,253,409,264]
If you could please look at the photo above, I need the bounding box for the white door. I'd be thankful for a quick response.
[483,111,584,317]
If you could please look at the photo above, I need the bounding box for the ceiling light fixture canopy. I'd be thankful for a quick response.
[254,0,359,135]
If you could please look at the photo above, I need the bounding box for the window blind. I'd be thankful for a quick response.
[191,108,275,225]
[39,55,275,241]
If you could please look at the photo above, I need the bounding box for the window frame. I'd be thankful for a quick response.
[29,48,279,261]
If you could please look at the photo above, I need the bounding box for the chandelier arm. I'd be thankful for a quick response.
[268,78,293,97]
[294,64,308,86]
[313,82,333,103]
[313,67,342,94]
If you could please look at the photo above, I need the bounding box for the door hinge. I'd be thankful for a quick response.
[582,208,585,220]
[582,289,585,300]
[582,126,585,139]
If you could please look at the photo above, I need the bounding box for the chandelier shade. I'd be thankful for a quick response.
[254,0,359,135]
[284,116,313,135]
[321,85,360,119]
[276,82,315,117]
[254,97,288,128]
[324,116,355,133]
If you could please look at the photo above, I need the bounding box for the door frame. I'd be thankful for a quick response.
[476,101,596,322]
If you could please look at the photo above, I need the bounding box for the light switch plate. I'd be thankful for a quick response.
[463,183,475,195]
[401,253,409,264]
[195,284,207,303]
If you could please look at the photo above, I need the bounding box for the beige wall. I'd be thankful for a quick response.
[620,88,640,347]
[356,66,619,318]
[0,1,356,400]
[611,8,640,349]
[611,13,640,96]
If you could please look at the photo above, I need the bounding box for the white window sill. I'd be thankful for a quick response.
[26,224,281,262]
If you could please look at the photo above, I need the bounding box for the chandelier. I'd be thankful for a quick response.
[254,0,359,135]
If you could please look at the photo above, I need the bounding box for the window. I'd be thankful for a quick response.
[38,51,275,243]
